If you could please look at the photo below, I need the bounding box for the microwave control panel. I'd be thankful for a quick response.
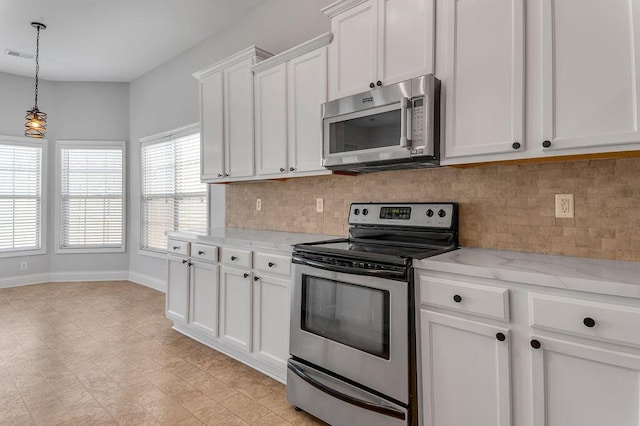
[411,97,426,148]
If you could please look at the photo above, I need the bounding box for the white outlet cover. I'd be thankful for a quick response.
[256,198,262,211]
[555,194,574,218]
[316,198,324,213]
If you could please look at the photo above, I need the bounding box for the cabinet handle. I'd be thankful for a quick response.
[268,262,275,268]
[542,140,551,148]
[173,246,179,250]
[280,167,285,172]
[512,142,521,150]
[188,262,193,267]
[369,82,375,89]
[243,273,249,278]
[198,251,205,255]
[530,339,541,349]
[453,294,462,303]
[496,333,506,342]
[289,167,295,172]
[254,276,260,281]
[224,173,230,177]
[182,259,188,264]
[376,80,382,87]
[217,173,222,178]
[231,256,237,261]
[583,317,596,328]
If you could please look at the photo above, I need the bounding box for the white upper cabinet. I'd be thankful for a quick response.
[194,47,272,183]
[252,33,333,179]
[540,0,640,154]
[440,0,524,163]
[324,0,435,100]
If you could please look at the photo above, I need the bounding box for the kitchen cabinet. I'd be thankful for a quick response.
[440,0,524,162]
[194,46,272,183]
[252,274,290,370]
[189,261,219,337]
[166,254,189,323]
[219,266,253,352]
[253,33,333,178]
[323,0,434,100]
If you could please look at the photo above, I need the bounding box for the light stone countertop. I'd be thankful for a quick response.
[414,248,640,299]
[167,228,342,252]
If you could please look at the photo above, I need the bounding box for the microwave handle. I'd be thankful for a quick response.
[400,97,411,148]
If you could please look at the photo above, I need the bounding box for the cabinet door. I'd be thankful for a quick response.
[328,0,378,100]
[189,261,219,338]
[252,274,290,369]
[200,71,225,181]
[441,0,524,161]
[219,266,252,352]
[421,311,512,426]
[541,0,640,152]
[224,57,255,179]
[287,47,328,174]
[255,63,288,176]
[167,255,189,323]
[531,336,640,426]
[378,0,434,86]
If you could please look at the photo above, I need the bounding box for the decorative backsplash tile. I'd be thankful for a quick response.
[226,158,640,262]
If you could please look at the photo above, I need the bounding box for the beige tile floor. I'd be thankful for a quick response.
[0,281,326,426]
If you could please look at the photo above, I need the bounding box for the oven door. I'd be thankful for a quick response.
[290,262,409,403]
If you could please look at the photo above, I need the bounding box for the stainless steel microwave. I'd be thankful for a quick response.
[322,74,440,173]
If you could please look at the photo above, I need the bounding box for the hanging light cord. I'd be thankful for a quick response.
[34,25,40,108]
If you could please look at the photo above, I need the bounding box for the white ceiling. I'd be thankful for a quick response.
[0,0,271,82]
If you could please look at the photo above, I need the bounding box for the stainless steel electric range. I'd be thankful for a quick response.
[287,202,459,426]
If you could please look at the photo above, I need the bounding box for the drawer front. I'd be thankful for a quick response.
[530,293,640,347]
[191,243,218,263]
[254,252,291,276]
[420,275,510,321]
[220,247,252,269]
[168,239,189,256]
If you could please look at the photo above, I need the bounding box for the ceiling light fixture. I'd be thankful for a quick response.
[25,22,47,138]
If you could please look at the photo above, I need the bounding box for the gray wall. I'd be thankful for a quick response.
[0,71,129,283]
[128,0,334,288]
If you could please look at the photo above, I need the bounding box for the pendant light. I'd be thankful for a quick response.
[25,22,47,138]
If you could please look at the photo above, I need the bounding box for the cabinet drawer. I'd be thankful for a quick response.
[168,239,189,256]
[254,252,291,276]
[191,243,218,263]
[419,275,510,321]
[529,293,640,347]
[220,247,252,269]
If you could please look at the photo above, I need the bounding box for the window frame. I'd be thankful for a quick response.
[0,135,47,258]
[139,123,209,255]
[55,140,127,254]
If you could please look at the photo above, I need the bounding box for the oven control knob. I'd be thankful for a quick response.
[426,209,434,217]
[362,209,369,216]
[354,208,360,215]
[438,209,447,218]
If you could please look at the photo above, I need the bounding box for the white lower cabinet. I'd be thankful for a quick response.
[219,266,253,352]
[253,274,290,369]
[189,261,219,337]
[166,254,189,323]
[420,310,512,426]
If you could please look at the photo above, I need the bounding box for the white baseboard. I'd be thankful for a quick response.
[128,271,166,293]
[0,270,129,289]
[0,273,51,289]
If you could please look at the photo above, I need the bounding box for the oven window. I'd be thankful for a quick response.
[301,275,390,359]
[329,109,401,154]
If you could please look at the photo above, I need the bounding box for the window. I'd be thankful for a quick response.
[0,136,44,257]
[141,125,207,253]
[57,141,125,252]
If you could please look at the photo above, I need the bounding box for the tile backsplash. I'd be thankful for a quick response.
[226,158,640,262]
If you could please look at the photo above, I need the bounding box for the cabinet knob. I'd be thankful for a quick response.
[188,262,193,267]
[173,246,179,250]
[268,262,275,268]
[453,294,462,303]
[530,339,542,349]
[198,251,204,255]
[224,173,230,177]
[280,167,285,172]
[376,80,382,87]
[542,140,551,148]
[243,273,249,278]
[289,167,295,172]
[217,173,222,178]
[512,142,521,150]
[230,256,237,261]
[583,317,596,328]
[369,82,375,89]
[254,276,260,281]
[496,332,506,342]
[182,259,188,264]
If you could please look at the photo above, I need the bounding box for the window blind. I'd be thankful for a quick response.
[141,132,207,252]
[59,144,124,250]
[0,140,43,254]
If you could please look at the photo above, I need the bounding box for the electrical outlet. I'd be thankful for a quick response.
[256,198,262,211]
[20,261,28,271]
[316,198,324,213]
[555,194,574,218]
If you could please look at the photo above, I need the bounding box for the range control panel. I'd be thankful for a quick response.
[349,203,456,229]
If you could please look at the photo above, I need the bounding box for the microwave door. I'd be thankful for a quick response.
[323,102,412,167]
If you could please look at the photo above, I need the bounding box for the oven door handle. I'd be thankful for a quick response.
[292,257,405,279]
[288,361,406,420]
